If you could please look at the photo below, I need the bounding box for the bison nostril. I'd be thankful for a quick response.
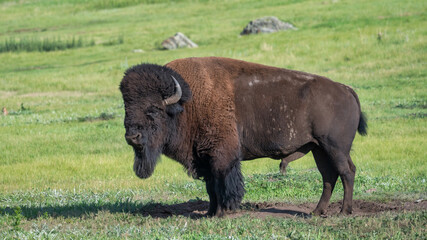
[126,133,142,146]
[134,133,142,141]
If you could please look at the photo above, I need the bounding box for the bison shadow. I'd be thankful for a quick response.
[0,199,207,220]
[0,200,310,220]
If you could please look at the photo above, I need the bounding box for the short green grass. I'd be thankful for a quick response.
[1,0,426,238]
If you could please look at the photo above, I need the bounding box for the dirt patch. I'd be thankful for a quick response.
[138,199,427,219]
[0,91,17,99]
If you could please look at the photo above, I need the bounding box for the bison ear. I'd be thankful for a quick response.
[165,104,184,116]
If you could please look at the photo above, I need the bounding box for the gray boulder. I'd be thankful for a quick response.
[161,32,198,50]
[241,16,296,35]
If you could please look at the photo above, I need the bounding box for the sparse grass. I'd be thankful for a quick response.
[0,36,94,53]
[0,0,426,238]
[0,35,125,53]
[0,189,426,239]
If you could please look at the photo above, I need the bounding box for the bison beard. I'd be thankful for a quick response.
[133,146,161,179]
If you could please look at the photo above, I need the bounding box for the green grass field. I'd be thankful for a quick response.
[1,0,426,238]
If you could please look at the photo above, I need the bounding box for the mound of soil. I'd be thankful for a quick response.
[138,199,427,219]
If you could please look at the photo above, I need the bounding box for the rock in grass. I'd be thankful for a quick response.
[132,49,144,53]
[161,32,198,50]
[240,16,297,35]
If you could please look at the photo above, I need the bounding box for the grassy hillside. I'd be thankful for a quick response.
[0,0,426,238]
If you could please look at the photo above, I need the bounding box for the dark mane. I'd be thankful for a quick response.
[121,63,191,104]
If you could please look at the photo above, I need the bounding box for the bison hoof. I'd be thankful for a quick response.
[205,212,214,218]
[311,209,327,217]
[339,208,353,215]
[213,211,225,218]
[279,169,287,176]
[206,209,225,218]
[279,163,288,176]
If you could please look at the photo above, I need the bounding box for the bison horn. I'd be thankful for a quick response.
[163,76,182,105]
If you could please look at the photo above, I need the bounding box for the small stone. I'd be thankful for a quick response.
[132,49,144,53]
[161,32,198,50]
[241,16,297,35]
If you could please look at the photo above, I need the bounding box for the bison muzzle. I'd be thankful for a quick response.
[120,57,367,217]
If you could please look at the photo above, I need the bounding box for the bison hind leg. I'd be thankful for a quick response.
[311,147,339,216]
[312,144,356,216]
[279,159,289,175]
[279,143,315,175]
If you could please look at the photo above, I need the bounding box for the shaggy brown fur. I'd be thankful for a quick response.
[120,57,367,217]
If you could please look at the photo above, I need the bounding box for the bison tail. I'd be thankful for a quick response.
[348,87,368,136]
[358,112,368,136]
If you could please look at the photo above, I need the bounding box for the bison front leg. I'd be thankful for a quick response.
[206,161,245,217]
[205,178,219,216]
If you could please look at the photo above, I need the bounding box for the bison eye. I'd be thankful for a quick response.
[145,106,162,120]
[146,111,157,121]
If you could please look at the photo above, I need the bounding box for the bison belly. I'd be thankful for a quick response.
[234,79,312,160]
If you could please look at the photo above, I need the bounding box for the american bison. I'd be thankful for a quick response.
[120,57,367,217]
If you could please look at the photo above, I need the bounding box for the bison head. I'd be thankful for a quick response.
[119,64,191,179]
